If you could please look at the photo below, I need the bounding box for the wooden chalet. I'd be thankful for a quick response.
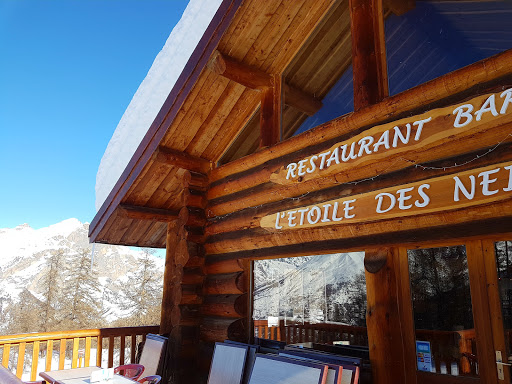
[89,0,512,383]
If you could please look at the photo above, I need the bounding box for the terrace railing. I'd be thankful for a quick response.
[254,319,368,346]
[0,325,159,381]
[254,320,479,375]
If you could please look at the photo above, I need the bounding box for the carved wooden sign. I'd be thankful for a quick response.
[261,161,512,230]
[270,88,512,185]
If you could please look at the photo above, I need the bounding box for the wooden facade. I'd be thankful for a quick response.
[89,0,512,383]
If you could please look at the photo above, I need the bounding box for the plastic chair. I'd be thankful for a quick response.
[138,375,161,384]
[114,364,145,380]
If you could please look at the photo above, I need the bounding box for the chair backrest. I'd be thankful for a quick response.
[138,375,162,384]
[114,364,145,380]
[138,334,168,377]
[0,365,24,384]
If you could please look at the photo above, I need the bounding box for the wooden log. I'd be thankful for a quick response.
[203,272,247,295]
[207,142,512,236]
[175,238,190,267]
[208,106,512,216]
[153,146,212,174]
[260,76,282,148]
[208,50,272,89]
[182,270,205,285]
[200,318,248,343]
[350,0,388,110]
[205,201,512,257]
[189,172,209,191]
[181,293,203,306]
[208,50,322,115]
[161,222,180,334]
[205,257,245,274]
[365,248,406,384]
[208,50,512,186]
[201,294,248,318]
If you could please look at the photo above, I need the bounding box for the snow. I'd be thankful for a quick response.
[95,0,223,211]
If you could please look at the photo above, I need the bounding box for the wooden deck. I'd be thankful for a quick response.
[0,326,158,382]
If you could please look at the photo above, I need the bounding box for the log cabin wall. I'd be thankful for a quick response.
[200,49,512,383]
[87,0,512,382]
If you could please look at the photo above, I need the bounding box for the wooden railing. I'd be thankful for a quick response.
[254,319,368,346]
[0,325,159,381]
[255,320,479,375]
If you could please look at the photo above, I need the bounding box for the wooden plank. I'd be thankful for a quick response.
[260,75,282,148]
[397,247,419,383]
[16,342,25,378]
[466,240,497,383]
[117,204,181,222]
[130,335,137,364]
[96,336,102,367]
[2,344,10,368]
[71,337,79,369]
[186,82,247,156]
[365,248,406,384]
[59,339,66,370]
[46,340,53,371]
[30,341,40,381]
[85,337,91,368]
[350,0,388,110]
[482,238,511,382]
[108,336,114,368]
[120,336,125,366]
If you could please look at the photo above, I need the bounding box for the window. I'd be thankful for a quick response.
[253,252,367,346]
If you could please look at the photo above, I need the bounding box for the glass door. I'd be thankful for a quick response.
[407,245,479,380]
[484,239,512,382]
[400,240,502,383]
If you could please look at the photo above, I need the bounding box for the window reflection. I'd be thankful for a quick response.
[253,252,367,346]
[408,246,478,377]
[494,241,512,366]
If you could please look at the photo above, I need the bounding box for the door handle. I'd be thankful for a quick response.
[496,361,512,366]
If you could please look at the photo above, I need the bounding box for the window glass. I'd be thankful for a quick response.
[494,240,512,367]
[295,1,512,135]
[386,1,512,95]
[408,245,478,377]
[253,252,367,346]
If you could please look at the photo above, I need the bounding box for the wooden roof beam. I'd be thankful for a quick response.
[153,146,212,175]
[117,204,184,223]
[350,0,389,111]
[208,50,323,116]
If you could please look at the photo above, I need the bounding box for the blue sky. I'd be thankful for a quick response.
[0,0,190,229]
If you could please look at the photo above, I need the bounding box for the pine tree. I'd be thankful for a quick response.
[119,249,163,326]
[59,248,104,329]
[39,249,65,331]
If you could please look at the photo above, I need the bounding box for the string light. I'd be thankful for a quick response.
[211,132,512,221]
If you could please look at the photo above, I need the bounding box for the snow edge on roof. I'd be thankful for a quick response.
[95,0,223,211]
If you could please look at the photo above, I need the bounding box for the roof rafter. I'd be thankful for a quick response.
[208,50,323,116]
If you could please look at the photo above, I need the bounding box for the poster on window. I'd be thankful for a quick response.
[416,340,432,372]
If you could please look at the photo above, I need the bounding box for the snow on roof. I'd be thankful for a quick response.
[95,0,223,211]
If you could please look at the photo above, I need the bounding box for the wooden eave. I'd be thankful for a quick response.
[89,0,349,247]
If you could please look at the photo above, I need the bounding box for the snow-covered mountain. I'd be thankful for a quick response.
[0,219,164,330]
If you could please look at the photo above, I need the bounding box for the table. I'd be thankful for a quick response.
[40,367,137,384]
